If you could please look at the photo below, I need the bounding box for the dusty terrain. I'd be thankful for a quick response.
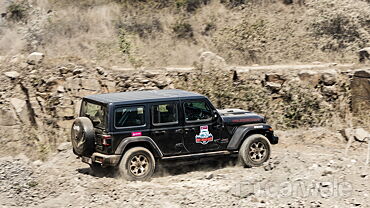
[1,1,370,207]
[0,128,368,208]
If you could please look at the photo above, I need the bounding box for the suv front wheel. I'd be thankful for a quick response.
[118,147,156,181]
[239,134,271,167]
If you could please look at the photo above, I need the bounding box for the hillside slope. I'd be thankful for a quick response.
[1,0,370,66]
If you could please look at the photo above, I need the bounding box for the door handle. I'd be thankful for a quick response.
[184,128,195,133]
[175,129,184,134]
[153,130,166,135]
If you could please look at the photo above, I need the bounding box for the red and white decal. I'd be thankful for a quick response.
[131,132,142,137]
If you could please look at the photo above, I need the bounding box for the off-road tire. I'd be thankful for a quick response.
[71,117,95,157]
[239,134,271,168]
[119,147,155,181]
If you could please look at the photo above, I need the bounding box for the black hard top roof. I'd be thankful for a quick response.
[84,89,205,105]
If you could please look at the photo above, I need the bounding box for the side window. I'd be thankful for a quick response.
[152,103,178,125]
[115,106,145,128]
[184,100,212,122]
[81,101,106,128]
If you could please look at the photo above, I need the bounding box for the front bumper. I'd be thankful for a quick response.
[270,134,279,144]
[81,152,121,167]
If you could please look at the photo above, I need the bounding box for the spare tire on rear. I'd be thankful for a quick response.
[71,117,95,157]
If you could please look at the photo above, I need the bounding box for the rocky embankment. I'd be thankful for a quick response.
[0,52,370,159]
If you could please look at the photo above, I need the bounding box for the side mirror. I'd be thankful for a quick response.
[213,110,219,119]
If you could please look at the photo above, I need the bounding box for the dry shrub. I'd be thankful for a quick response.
[175,70,350,129]
[6,1,29,22]
[213,19,267,64]
[307,0,370,52]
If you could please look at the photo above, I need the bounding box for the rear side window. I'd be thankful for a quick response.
[152,103,178,125]
[115,106,145,128]
[81,101,106,129]
[184,100,212,122]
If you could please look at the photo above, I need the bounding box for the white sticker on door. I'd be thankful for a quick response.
[195,126,213,145]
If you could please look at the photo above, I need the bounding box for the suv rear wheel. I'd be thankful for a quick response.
[118,147,155,181]
[239,134,271,167]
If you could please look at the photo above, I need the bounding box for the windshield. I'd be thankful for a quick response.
[81,101,106,129]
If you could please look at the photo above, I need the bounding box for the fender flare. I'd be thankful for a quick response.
[114,136,163,158]
[226,124,273,151]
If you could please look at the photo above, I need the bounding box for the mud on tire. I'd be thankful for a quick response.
[118,147,156,181]
[239,134,271,168]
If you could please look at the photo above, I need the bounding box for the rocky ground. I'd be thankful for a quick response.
[0,128,368,208]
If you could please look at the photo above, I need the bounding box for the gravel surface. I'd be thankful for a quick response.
[0,128,369,208]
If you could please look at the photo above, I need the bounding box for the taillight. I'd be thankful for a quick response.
[102,135,112,146]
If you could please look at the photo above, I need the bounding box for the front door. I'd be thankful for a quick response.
[182,99,221,153]
[149,102,185,156]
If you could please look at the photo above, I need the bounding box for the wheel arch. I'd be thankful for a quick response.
[227,124,275,151]
[115,136,163,159]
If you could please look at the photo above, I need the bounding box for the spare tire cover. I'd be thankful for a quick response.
[71,117,95,156]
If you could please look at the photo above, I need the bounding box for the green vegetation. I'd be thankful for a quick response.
[6,1,28,21]
[118,29,143,68]
[175,0,210,12]
[175,70,349,129]
[214,19,267,63]
[172,21,194,39]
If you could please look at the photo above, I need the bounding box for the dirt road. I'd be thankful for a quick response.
[0,128,369,208]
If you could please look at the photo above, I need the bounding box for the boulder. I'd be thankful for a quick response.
[198,51,227,72]
[10,98,30,125]
[81,79,101,91]
[265,82,282,91]
[320,69,337,86]
[4,71,20,79]
[58,67,71,75]
[0,109,17,126]
[64,77,81,92]
[353,128,370,142]
[359,47,370,63]
[73,68,84,75]
[27,52,44,65]
[298,70,320,86]
[265,73,285,84]
[96,67,106,75]
[343,128,370,142]
[56,106,74,119]
[56,85,65,93]
[351,69,370,112]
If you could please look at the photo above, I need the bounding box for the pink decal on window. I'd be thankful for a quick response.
[200,126,208,130]
[131,132,142,137]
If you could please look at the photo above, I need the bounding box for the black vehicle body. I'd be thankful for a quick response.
[74,89,278,167]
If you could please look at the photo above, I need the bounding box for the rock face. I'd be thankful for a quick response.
[298,70,321,86]
[0,109,17,126]
[198,51,227,72]
[4,71,20,79]
[351,69,370,113]
[320,69,337,86]
[10,98,30,125]
[359,47,370,62]
[27,52,44,65]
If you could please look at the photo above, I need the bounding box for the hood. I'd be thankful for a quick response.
[218,109,265,126]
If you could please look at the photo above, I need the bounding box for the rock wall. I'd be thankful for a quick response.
[351,69,370,113]
[0,54,369,159]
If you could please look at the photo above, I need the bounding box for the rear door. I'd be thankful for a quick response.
[181,99,221,153]
[149,101,185,156]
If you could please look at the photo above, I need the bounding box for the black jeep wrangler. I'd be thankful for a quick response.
[71,89,278,180]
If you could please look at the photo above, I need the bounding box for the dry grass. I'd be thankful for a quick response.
[1,0,370,66]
